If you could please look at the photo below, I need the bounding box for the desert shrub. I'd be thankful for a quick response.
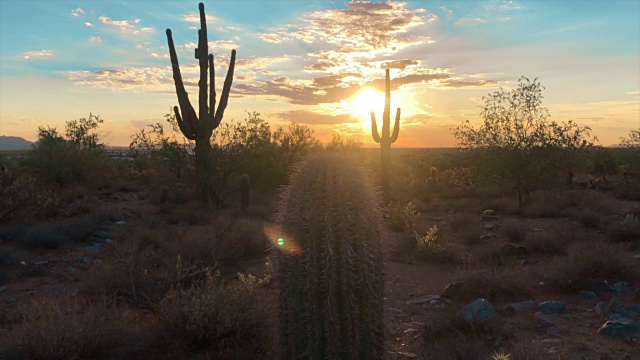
[449,212,482,245]
[25,120,114,186]
[6,298,138,360]
[608,214,640,244]
[415,225,442,254]
[524,227,575,255]
[546,242,639,293]
[0,173,59,222]
[389,200,418,233]
[573,208,604,228]
[501,220,527,243]
[157,272,272,356]
[5,214,109,250]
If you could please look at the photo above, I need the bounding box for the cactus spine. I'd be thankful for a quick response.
[240,173,250,211]
[166,2,236,205]
[276,153,384,359]
[371,69,401,199]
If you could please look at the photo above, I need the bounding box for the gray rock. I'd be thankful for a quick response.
[34,260,49,266]
[535,312,556,328]
[569,353,587,359]
[595,302,610,316]
[84,244,104,252]
[0,286,6,293]
[385,308,404,317]
[538,301,567,314]
[77,256,91,264]
[608,313,630,322]
[115,220,127,226]
[579,291,598,300]
[406,294,440,305]
[546,326,561,336]
[507,300,538,312]
[612,281,629,293]
[460,298,498,326]
[598,317,640,338]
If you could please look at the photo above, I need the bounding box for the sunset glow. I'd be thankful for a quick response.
[0,0,638,147]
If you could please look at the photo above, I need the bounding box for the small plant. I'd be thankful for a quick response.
[493,351,512,360]
[403,200,418,230]
[415,225,442,254]
[237,272,270,294]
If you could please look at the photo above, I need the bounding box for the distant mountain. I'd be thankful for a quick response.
[0,136,33,150]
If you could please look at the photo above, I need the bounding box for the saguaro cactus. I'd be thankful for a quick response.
[275,153,384,359]
[371,69,401,198]
[166,2,236,204]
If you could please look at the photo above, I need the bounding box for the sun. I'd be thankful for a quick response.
[342,88,385,123]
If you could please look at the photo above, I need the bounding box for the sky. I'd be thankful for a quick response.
[0,0,639,147]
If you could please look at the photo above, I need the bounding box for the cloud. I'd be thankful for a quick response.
[88,36,102,44]
[18,49,54,60]
[455,17,486,26]
[98,16,155,35]
[258,0,435,60]
[440,6,453,19]
[84,22,94,27]
[275,110,359,125]
[182,12,219,24]
[71,8,84,17]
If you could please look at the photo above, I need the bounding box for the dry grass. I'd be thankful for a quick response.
[157,274,275,358]
[545,241,639,293]
[4,297,140,360]
[524,227,575,256]
[501,219,527,243]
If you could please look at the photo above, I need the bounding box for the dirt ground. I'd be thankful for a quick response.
[1,181,639,359]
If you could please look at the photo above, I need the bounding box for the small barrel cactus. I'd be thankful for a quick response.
[240,173,250,211]
[275,152,384,359]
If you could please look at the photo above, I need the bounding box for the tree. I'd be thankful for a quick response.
[65,113,104,149]
[620,128,640,148]
[453,76,596,205]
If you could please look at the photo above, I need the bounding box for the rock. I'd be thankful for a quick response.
[538,301,567,314]
[507,300,538,312]
[595,302,610,316]
[579,291,598,301]
[598,317,640,338]
[20,260,27,266]
[34,260,49,266]
[460,298,498,327]
[4,297,17,304]
[608,313,630,322]
[569,352,587,359]
[77,256,91,264]
[115,220,127,226]
[612,281,629,293]
[535,312,556,328]
[479,233,498,240]
[0,286,6,293]
[611,304,640,319]
[385,308,404,317]
[406,294,441,305]
[481,209,500,222]
[84,244,104,252]
[483,223,495,230]
[546,326,561,336]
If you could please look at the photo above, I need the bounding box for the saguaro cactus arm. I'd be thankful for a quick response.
[371,111,381,143]
[214,49,236,128]
[167,29,197,140]
[391,107,401,143]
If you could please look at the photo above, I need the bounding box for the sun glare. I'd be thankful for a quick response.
[343,87,409,131]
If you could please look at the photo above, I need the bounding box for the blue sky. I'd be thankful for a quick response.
[1,0,638,147]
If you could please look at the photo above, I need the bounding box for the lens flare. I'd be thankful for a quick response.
[264,223,302,254]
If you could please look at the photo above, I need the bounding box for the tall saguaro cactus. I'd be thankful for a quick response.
[371,69,401,199]
[166,2,236,204]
